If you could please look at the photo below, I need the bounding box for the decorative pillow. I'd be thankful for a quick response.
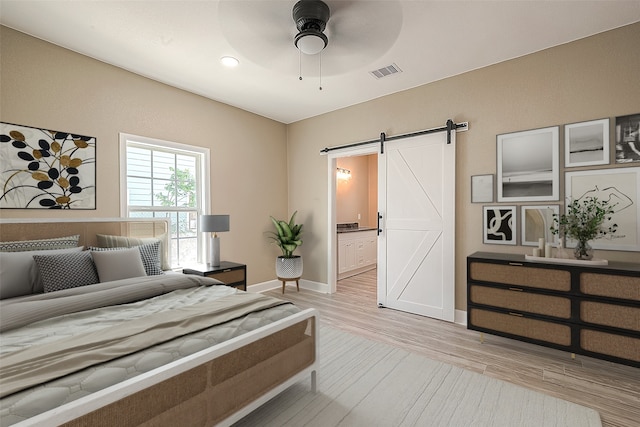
[0,235,80,252]
[33,251,99,293]
[96,234,169,270]
[90,241,164,276]
[91,247,146,282]
[0,247,84,299]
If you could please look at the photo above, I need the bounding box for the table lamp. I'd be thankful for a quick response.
[199,214,230,266]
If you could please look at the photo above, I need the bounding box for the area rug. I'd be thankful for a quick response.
[234,326,601,427]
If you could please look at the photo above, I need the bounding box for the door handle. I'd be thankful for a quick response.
[377,212,382,235]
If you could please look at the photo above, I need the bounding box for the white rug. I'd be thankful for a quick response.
[234,326,601,427]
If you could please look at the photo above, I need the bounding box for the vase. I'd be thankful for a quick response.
[574,240,593,260]
[275,255,303,279]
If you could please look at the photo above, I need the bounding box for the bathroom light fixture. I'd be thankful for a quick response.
[220,56,239,67]
[336,167,351,180]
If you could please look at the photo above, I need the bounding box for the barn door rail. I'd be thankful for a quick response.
[319,119,468,155]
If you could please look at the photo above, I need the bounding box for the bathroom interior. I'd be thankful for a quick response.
[336,154,378,282]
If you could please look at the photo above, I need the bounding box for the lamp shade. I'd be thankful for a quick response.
[199,215,230,233]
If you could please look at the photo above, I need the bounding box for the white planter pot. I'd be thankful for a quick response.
[275,255,303,279]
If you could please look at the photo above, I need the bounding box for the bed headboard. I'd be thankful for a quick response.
[0,217,170,266]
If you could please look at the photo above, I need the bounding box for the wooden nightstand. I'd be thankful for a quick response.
[182,261,247,291]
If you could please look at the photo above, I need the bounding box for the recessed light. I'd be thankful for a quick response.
[220,56,239,67]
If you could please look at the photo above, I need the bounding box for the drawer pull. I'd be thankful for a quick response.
[508,287,524,292]
[222,269,232,272]
[508,312,524,317]
[508,262,524,266]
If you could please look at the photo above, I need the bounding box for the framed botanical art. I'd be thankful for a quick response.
[497,126,559,202]
[565,118,609,167]
[615,113,640,164]
[471,174,493,203]
[483,205,516,245]
[520,205,559,247]
[0,122,96,209]
[565,167,640,251]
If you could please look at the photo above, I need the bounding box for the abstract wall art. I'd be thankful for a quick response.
[0,122,96,209]
[483,205,516,245]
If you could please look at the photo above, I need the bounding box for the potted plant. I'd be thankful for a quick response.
[269,211,303,278]
[550,197,618,260]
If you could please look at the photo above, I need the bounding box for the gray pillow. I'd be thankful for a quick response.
[0,247,84,299]
[90,241,164,276]
[33,251,99,293]
[91,247,146,282]
[0,235,80,252]
[96,234,169,270]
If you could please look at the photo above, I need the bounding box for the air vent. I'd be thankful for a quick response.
[369,63,402,79]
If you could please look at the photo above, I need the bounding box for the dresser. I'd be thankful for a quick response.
[467,252,640,367]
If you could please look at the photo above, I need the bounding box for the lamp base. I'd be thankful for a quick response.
[210,236,221,267]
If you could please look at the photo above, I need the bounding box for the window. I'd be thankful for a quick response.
[120,133,210,267]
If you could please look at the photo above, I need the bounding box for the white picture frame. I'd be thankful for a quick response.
[565,118,609,167]
[497,126,559,202]
[471,174,493,203]
[520,205,560,247]
[483,205,516,245]
[565,167,640,251]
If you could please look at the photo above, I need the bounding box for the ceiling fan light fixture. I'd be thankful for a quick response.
[293,0,330,55]
[294,30,328,55]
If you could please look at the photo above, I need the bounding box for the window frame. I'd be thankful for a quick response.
[119,133,210,268]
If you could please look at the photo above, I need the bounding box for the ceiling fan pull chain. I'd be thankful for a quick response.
[299,49,303,81]
[319,52,322,91]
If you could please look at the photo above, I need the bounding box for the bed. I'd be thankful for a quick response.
[0,218,319,427]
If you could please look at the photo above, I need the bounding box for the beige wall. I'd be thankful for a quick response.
[288,23,640,309]
[2,24,639,309]
[0,26,289,285]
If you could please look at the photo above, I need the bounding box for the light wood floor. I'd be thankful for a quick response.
[265,269,640,427]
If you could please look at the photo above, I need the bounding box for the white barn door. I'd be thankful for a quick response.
[377,130,455,321]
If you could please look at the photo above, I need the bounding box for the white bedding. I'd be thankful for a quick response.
[0,277,299,426]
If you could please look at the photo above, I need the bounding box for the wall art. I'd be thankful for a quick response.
[0,122,96,209]
[565,167,640,251]
[520,205,559,247]
[615,113,640,164]
[497,126,559,202]
[471,174,493,203]
[483,205,516,245]
[565,118,609,167]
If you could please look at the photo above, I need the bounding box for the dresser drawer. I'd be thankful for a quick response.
[580,301,640,332]
[580,329,640,363]
[470,285,571,319]
[580,273,640,301]
[469,308,571,346]
[469,262,571,292]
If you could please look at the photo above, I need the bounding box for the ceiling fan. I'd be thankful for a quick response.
[218,0,402,78]
[292,0,331,56]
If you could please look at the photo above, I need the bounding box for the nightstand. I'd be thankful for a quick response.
[182,261,247,291]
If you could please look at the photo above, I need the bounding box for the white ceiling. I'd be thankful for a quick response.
[1,1,639,124]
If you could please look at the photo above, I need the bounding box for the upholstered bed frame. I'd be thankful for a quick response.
[0,218,319,427]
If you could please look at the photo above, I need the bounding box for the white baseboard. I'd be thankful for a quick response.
[455,309,467,326]
[248,279,329,294]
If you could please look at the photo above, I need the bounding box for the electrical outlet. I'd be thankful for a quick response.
[357,213,361,220]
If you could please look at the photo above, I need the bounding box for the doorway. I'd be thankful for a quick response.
[335,154,378,287]
[326,127,456,322]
